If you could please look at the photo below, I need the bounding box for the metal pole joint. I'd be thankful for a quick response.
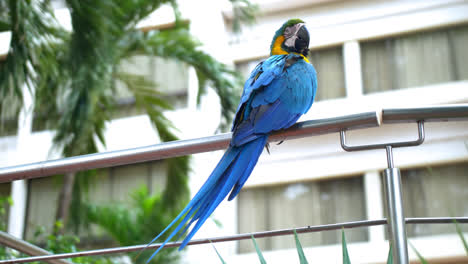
[339,120,428,264]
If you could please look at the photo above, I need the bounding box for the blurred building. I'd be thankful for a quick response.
[0,0,467,263]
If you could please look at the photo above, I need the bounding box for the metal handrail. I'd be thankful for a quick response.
[1,217,467,264]
[382,104,468,123]
[339,104,468,264]
[0,111,380,183]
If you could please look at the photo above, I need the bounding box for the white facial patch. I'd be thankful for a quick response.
[283,23,304,48]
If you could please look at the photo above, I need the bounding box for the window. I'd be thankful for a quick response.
[308,46,346,101]
[361,24,468,94]
[379,162,468,239]
[237,176,367,253]
[398,162,468,237]
[25,160,168,240]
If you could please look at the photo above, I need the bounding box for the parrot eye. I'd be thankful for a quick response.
[284,27,293,38]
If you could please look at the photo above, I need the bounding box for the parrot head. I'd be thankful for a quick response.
[270,19,310,58]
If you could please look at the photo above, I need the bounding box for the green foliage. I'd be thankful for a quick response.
[454,220,468,254]
[229,0,259,33]
[118,71,191,215]
[212,227,468,264]
[69,170,98,232]
[342,229,351,264]
[0,20,9,32]
[84,186,182,263]
[32,222,114,264]
[409,242,428,264]
[119,26,243,130]
[293,230,308,264]
[1,0,247,235]
[0,1,8,32]
[0,197,112,263]
[387,243,393,264]
[0,196,13,260]
[210,241,227,264]
[251,235,267,264]
[0,0,252,262]
[0,0,66,125]
[0,196,12,229]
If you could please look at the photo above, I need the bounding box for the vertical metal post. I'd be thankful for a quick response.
[384,148,409,264]
[341,121,426,264]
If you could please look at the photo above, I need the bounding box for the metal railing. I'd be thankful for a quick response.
[0,104,467,264]
[1,217,468,264]
[0,111,380,182]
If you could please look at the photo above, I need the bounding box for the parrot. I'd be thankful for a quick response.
[144,18,317,262]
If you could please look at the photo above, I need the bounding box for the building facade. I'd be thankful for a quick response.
[0,0,467,263]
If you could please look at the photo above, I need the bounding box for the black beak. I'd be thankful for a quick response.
[295,25,310,56]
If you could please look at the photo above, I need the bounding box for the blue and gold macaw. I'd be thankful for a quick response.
[146,18,317,261]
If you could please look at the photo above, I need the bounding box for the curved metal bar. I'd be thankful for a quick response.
[340,121,425,152]
[1,217,467,264]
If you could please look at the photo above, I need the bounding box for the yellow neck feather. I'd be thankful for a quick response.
[271,36,288,56]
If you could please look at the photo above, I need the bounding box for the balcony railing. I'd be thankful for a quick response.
[0,104,467,264]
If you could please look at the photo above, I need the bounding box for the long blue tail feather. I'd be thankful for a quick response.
[228,135,267,200]
[178,158,241,248]
[175,160,239,242]
[144,135,268,263]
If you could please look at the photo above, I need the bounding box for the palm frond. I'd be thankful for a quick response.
[453,219,468,254]
[119,27,242,130]
[229,0,259,33]
[0,0,65,125]
[0,0,253,250]
[85,186,180,264]
[0,20,9,32]
[54,1,122,156]
[387,243,393,264]
[251,235,267,264]
[409,242,428,264]
[342,229,351,264]
[293,230,309,264]
[116,70,190,214]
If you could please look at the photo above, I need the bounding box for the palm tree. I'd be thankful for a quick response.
[0,0,256,243]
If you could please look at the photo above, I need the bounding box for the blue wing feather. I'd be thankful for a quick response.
[232,54,317,146]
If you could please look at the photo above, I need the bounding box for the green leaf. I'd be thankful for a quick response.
[251,235,267,264]
[0,19,9,32]
[229,0,259,33]
[210,240,226,264]
[409,242,428,264]
[453,220,468,255]
[293,230,308,264]
[387,243,393,264]
[342,229,351,264]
